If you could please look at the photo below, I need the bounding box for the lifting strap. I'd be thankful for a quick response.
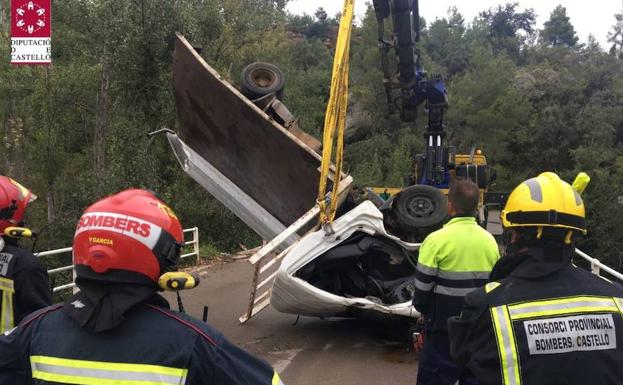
[317,0,354,225]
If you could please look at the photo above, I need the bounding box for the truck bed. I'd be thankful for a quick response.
[172,34,349,230]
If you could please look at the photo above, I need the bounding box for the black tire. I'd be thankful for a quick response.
[240,62,285,101]
[391,185,448,234]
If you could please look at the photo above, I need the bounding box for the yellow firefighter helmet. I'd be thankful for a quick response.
[501,172,586,235]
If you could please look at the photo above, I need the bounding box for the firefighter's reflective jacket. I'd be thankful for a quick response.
[0,240,52,333]
[448,243,623,385]
[0,303,284,385]
[413,216,500,332]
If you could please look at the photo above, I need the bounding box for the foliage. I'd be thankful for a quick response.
[478,2,536,59]
[540,5,579,48]
[2,0,623,270]
[608,13,623,57]
[425,7,470,77]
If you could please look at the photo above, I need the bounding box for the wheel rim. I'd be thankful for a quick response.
[251,69,276,89]
[406,195,437,218]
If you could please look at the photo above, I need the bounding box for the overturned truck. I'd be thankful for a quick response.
[166,34,443,322]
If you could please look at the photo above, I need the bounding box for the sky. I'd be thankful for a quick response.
[286,0,623,48]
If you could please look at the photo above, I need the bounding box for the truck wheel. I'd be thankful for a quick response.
[391,185,447,235]
[240,62,285,100]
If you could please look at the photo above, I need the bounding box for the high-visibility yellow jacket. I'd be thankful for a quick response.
[448,243,623,385]
[413,216,500,332]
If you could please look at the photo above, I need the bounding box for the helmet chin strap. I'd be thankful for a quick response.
[503,226,577,256]
[502,229,532,256]
[538,226,576,244]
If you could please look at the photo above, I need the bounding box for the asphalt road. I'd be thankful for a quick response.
[164,210,504,385]
[165,260,418,385]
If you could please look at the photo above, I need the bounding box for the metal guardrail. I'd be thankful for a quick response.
[575,248,623,281]
[36,227,200,293]
[36,229,620,294]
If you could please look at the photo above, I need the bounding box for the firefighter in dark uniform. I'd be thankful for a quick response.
[0,176,51,333]
[0,189,284,385]
[448,172,623,385]
[414,178,500,385]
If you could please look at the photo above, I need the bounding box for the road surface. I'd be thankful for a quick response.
[165,260,418,385]
[164,210,504,384]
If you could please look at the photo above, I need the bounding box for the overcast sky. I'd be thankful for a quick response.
[286,0,622,48]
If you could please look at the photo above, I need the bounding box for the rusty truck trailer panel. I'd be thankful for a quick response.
[173,34,328,226]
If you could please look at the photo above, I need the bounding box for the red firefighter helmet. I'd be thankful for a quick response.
[0,176,37,233]
[73,189,183,283]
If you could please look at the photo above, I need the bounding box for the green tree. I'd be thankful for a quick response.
[541,5,579,47]
[425,7,470,77]
[315,7,328,22]
[608,13,623,57]
[3,0,623,270]
[479,3,536,37]
[478,2,536,58]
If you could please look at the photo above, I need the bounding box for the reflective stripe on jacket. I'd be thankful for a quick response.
[413,216,500,332]
[0,241,52,333]
[448,244,623,385]
[0,303,283,385]
[30,355,189,385]
[0,277,14,333]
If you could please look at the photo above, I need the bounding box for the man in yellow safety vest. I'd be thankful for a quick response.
[414,178,500,385]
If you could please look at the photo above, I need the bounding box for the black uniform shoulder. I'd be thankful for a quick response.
[3,242,53,322]
[463,286,487,309]
[145,305,223,347]
[463,279,510,308]
[144,305,276,385]
[15,304,64,330]
[3,243,45,273]
[3,242,33,258]
[568,264,623,295]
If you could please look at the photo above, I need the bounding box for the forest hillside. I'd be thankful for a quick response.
[1,1,623,269]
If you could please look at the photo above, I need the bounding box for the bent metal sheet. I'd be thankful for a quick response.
[11,0,51,65]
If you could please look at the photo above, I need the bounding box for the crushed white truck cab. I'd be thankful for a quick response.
[272,200,420,319]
